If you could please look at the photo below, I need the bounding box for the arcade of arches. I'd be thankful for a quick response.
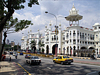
[46,45,95,57]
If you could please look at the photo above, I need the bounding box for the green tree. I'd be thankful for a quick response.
[0,16,33,61]
[30,40,36,53]
[38,40,44,52]
[0,0,39,61]
[0,0,39,32]
[42,48,44,53]
[4,44,11,51]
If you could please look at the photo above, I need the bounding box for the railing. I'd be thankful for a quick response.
[17,52,54,58]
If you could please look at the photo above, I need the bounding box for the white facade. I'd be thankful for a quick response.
[21,30,44,51]
[93,23,100,54]
[21,4,100,56]
[44,4,99,56]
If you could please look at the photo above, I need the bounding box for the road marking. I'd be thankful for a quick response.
[47,67,51,69]
[17,63,31,75]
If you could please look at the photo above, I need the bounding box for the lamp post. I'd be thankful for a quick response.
[45,11,58,57]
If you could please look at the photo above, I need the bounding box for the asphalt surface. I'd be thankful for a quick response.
[10,54,100,75]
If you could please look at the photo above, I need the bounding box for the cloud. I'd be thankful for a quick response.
[6,0,100,45]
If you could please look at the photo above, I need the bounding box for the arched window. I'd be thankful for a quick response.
[52,36,53,41]
[54,35,56,40]
[70,31,71,35]
[73,30,76,36]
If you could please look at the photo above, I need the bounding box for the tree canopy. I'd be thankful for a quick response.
[0,0,39,32]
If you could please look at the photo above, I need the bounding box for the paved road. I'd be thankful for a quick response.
[11,54,100,75]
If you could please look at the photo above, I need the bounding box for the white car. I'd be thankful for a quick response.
[26,56,41,65]
[13,52,17,56]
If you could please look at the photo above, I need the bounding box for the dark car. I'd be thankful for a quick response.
[49,53,53,55]
[20,52,23,55]
[25,54,31,58]
[9,51,13,55]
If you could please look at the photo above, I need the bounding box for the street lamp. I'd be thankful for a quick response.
[45,11,58,57]
[45,11,57,26]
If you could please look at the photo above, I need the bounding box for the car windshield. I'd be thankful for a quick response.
[63,56,69,58]
[31,57,39,59]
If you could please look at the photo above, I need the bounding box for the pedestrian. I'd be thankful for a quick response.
[9,56,11,61]
[15,53,18,59]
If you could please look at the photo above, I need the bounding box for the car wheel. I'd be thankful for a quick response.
[61,62,64,65]
[29,61,31,65]
[53,60,56,63]
[68,63,71,65]
[26,60,27,63]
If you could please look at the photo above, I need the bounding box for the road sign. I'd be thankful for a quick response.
[55,29,59,34]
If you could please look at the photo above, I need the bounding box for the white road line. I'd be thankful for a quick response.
[47,67,51,69]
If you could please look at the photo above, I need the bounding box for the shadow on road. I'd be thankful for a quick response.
[20,62,99,75]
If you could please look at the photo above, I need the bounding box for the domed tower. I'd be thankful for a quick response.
[65,4,83,26]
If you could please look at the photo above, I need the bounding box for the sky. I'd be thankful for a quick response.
[6,0,100,45]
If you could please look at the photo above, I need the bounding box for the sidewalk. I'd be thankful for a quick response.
[0,61,17,75]
[70,56,100,60]
[0,55,27,75]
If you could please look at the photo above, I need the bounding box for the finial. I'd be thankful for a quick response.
[30,29,32,32]
[72,3,75,8]
[49,21,52,26]
[59,23,61,26]
[45,25,47,28]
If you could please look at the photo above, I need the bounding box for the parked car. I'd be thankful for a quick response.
[48,53,53,55]
[20,52,23,55]
[86,70,100,75]
[25,54,31,58]
[13,51,17,56]
[9,51,13,55]
[53,55,73,65]
[26,56,41,65]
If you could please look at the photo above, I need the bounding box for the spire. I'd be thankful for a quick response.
[72,3,75,8]
[49,21,52,26]
[69,4,78,15]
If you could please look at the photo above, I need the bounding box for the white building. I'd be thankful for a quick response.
[44,4,99,56]
[21,4,100,56]
[21,30,44,52]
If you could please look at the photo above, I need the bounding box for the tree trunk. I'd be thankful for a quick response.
[0,32,7,61]
[0,10,14,32]
[0,31,2,60]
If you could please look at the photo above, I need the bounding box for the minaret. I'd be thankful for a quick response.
[65,4,83,26]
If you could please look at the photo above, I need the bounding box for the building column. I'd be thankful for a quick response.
[44,25,47,53]
[49,23,52,53]
[37,29,40,50]
[69,46,70,55]
[58,24,62,54]
[71,30,73,55]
